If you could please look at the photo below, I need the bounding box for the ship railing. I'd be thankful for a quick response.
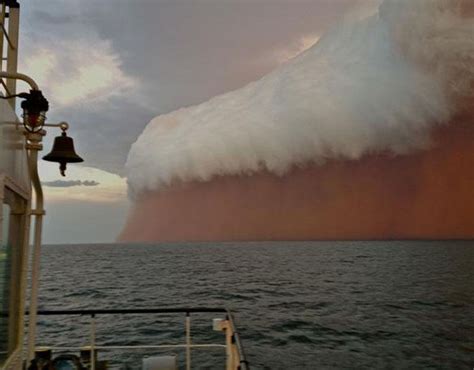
[27,307,250,370]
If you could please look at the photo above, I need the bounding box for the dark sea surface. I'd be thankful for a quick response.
[35,241,473,369]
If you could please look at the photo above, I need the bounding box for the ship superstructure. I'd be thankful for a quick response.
[0,1,249,369]
[0,1,29,368]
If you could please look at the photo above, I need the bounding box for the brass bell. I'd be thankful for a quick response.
[43,131,84,176]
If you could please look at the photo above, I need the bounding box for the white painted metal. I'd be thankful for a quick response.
[185,315,191,370]
[30,312,247,369]
[47,344,226,351]
[1,351,21,370]
[0,110,29,194]
[0,182,27,366]
[0,3,5,73]
[213,318,224,331]
[224,321,235,370]
[0,71,39,91]
[24,131,45,362]
[142,355,177,370]
[90,316,96,370]
[0,4,46,368]
[1,187,28,370]
[16,197,31,370]
[0,7,30,363]
[5,6,19,109]
[214,318,244,370]
[0,61,46,369]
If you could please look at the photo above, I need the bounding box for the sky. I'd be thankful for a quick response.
[18,0,379,244]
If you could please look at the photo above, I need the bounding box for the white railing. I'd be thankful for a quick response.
[28,307,250,370]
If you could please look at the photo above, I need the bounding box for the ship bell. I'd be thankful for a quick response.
[43,131,84,176]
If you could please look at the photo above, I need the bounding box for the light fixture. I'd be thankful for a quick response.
[0,88,84,176]
[0,89,48,131]
[19,90,49,132]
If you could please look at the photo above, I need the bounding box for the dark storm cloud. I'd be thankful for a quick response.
[89,0,369,109]
[42,180,100,188]
[30,10,76,25]
[22,0,377,176]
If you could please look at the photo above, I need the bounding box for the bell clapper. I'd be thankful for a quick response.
[59,162,67,177]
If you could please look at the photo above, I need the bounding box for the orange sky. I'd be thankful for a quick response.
[120,108,474,242]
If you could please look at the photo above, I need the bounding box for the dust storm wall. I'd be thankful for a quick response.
[120,0,474,242]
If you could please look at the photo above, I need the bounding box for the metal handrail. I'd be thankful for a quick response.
[26,307,250,370]
[29,307,227,315]
[226,311,250,370]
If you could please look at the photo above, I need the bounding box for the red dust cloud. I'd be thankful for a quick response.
[120,109,474,242]
[120,1,474,242]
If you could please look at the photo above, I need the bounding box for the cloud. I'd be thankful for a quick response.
[126,0,474,196]
[271,34,322,65]
[19,0,378,177]
[39,163,127,203]
[16,0,381,244]
[42,180,100,188]
[21,38,136,109]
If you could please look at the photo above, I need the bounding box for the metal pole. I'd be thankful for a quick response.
[18,191,32,362]
[185,313,191,370]
[6,4,19,110]
[90,314,96,370]
[25,131,45,362]
[0,3,6,72]
[223,321,233,370]
[0,71,39,91]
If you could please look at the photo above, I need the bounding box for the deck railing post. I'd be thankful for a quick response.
[185,312,191,370]
[223,321,233,370]
[90,314,96,370]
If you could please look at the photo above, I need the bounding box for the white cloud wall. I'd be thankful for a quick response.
[126,0,474,197]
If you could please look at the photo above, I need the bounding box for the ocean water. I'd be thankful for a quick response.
[34,241,473,369]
